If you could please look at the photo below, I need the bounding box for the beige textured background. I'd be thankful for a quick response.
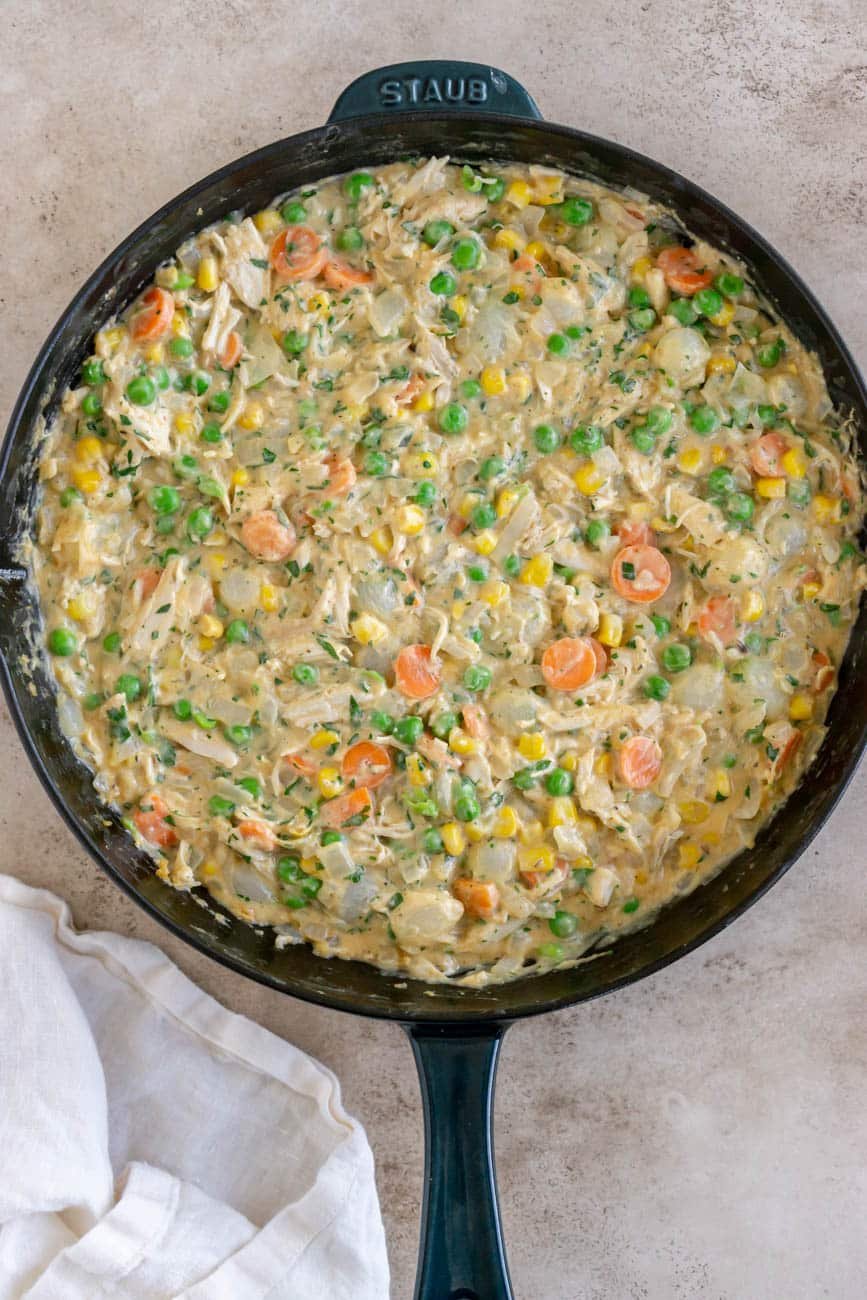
[2,3,866,1297]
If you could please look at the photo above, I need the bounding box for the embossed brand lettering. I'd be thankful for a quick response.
[378,75,489,108]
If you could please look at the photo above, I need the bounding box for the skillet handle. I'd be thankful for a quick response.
[405,1021,513,1300]
[329,62,542,123]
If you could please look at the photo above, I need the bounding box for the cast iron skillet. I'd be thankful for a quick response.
[2,62,866,1299]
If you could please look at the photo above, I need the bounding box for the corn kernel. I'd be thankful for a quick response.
[441,823,466,856]
[74,436,103,464]
[678,447,705,475]
[493,226,526,252]
[518,842,555,874]
[451,600,467,620]
[71,467,101,494]
[480,365,507,396]
[259,583,279,612]
[207,552,227,577]
[198,635,215,652]
[143,342,164,365]
[518,732,546,760]
[678,800,709,825]
[706,352,736,374]
[231,468,249,488]
[306,291,329,313]
[651,514,677,533]
[310,729,339,751]
[395,504,426,536]
[171,310,188,337]
[709,302,735,327]
[450,295,468,322]
[317,767,343,799]
[412,389,435,414]
[407,754,430,787]
[238,402,264,432]
[496,487,520,517]
[505,180,532,208]
[711,443,728,465]
[481,580,510,608]
[198,860,219,880]
[199,614,224,639]
[598,612,623,648]
[465,822,485,843]
[560,751,578,772]
[520,554,553,587]
[573,462,606,495]
[631,256,653,281]
[635,869,648,886]
[741,589,765,622]
[507,282,525,300]
[781,448,806,479]
[493,805,519,838]
[369,526,392,556]
[548,796,578,828]
[96,325,124,354]
[174,412,196,436]
[801,580,821,601]
[678,842,702,870]
[405,450,439,478]
[448,727,477,756]
[509,372,531,402]
[457,492,479,520]
[812,495,841,525]
[66,594,93,622]
[473,530,497,557]
[197,256,219,292]
[686,620,699,637]
[594,752,613,778]
[354,612,389,645]
[756,476,786,499]
[711,769,732,800]
[253,208,283,236]
[519,819,545,845]
[789,692,813,722]
[524,239,546,261]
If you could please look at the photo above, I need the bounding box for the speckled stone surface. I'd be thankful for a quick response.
[2,4,866,1297]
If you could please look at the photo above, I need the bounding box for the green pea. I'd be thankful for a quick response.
[631,427,656,454]
[293,662,318,685]
[690,405,720,435]
[82,359,106,386]
[538,942,564,961]
[186,370,210,396]
[413,480,437,507]
[485,177,506,202]
[651,614,670,638]
[479,455,505,480]
[224,724,252,746]
[662,643,692,673]
[370,710,395,735]
[172,454,199,479]
[461,378,483,400]
[116,674,142,702]
[646,406,673,436]
[668,298,698,326]
[173,699,192,720]
[225,619,250,645]
[547,332,570,356]
[787,479,811,507]
[102,631,121,653]
[209,391,230,414]
[644,674,670,701]
[336,226,364,252]
[466,565,487,584]
[154,366,170,391]
[282,329,308,355]
[463,664,492,692]
[629,308,657,332]
[471,502,497,531]
[277,855,302,882]
[628,285,652,309]
[237,776,261,799]
[430,271,457,296]
[186,506,213,539]
[757,339,783,368]
[707,466,736,495]
[431,711,459,740]
[549,910,579,938]
[451,237,482,271]
[694,288,723,318]
[533,424,560,454]
[208,794,236,817]
[200,423,223,444]
[81,391,102,418]
[364,450,390,477]
[394,716,424,745]
[422,827,445,854]
[320,830,343,846]
[757,404,778,426]
[192,707,216,730]
[502,554,521,578]
[48,627,76,657]
[570,425,603,456]
[423,219,455,247]
[83,692,104,711]
[585,519,610,549]
[281,200,307,223]
[126,375,156,405]
[439,402,468,435]
[454,790,480,822]
[60,486,83,507]
[148,485,180,515]
[714,272,744,298]
[344,172,374,203]
[558,196,593,226]
[726,491,755,522]
[545,767,574,796]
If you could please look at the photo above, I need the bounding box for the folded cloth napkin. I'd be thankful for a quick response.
[0,875,390,1299]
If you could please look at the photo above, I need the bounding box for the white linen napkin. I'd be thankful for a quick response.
[0,875,390,1299]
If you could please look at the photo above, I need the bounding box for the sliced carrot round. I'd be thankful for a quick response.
[618,736,663,789]
[270,225,327,282]
[617,518,656,549]
[342,741,393,790]
[453,878,500,919]
[750,431,787,476]
[219,329,243,369]
[656,246,713,296]
[241,510,296,562]
[130,286,175,342]
[812,650,835,693]
[238,819,278,851]
[282,751,317,779]
[541,637,598,691]
[134,793,177,847]
[611,545,671,603]
[698,595,739,645]
[135,567,161,601]
[322,255,375,290]
[588,637,608,676]
[461,703,489,739]
[325,455,357,496]
[394,644,441,699]
[320,786,373,829]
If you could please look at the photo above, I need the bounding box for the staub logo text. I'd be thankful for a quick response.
[379,75,489,108]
